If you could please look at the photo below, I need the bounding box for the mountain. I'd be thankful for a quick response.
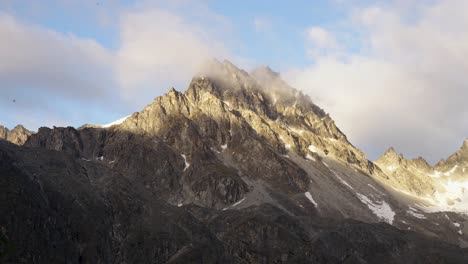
[1,60,468,263]
[376,140,468,213]
[0,125,32,145]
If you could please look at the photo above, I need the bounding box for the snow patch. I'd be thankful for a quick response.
[387,165,397,171]
[231,198,246,207]
[328,167,353,189]
[454,222,461,227]
[97,156,104,161]
[181,154,190,171]
[356,193,395,224]
[102,115,130,128]
[223,101,233,111]
[458,230,463,235]
[308,145,318,153]
[305,154,316,161]
[407,210,427,219]
[221,144,228,151]
[336,174,353,189]
[444,165,458,176]
[210,147,221,154]
[304,192,318,207]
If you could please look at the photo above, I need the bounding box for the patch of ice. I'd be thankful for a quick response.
[367,184,383,195]
[432,180,468,211]
[210,147,221,154]
[335,174,353,189]
[308,145,318,153]
[407,210,427,219]
[305,154,316,161]
[444,165,458,176]
[328,167,353,189]
[304,192,318,207]
[102,115,130,128]
[356,193,395,224]
[181,154,190,171]
[223,101,233,110]
[231,198,246,207]
[431,171,442,178]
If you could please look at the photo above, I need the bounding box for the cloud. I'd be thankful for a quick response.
[285,0,468,163]
[0,2,233,130]
[116,7,230,105]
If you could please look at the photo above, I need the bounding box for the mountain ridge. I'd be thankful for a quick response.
[2,60,468,263]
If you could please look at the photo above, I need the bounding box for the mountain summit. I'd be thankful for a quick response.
[1,61,468,263]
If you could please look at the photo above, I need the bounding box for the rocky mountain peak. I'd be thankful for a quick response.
[434,139,468,171]
[0,124,33,145]
[411,157,432,171]
[376,147,402,165]
[462,138,468,150]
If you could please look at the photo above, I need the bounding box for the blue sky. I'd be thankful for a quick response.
[1,0,468,163]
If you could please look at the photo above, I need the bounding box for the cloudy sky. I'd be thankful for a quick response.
[1,0,467,163]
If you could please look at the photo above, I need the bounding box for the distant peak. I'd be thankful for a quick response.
[411,157,432,170]
[463,138,468,148]
[12,124,27,131]
[384,147,398,156]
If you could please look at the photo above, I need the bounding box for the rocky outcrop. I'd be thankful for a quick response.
[434,139,468,176]
[375,147,435,196]
[0,125,32,145]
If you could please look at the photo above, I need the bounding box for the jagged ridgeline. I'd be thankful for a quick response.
[1,60,468,263]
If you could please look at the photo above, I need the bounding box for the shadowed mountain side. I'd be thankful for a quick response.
[2,139,468,263]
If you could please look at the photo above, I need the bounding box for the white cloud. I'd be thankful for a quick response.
[304,26,341,58]
[286,0,468,163]
[116,8,229,105]
[0,2,233,130]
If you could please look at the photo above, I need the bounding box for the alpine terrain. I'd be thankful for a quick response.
[1,60,468,263]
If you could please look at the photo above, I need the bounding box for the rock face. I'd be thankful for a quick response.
[375,139,468,214]
[0,125,32,145]
[375,147,435,196]
[2,60,468,263]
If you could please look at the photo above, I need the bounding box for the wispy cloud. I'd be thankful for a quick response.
[0,2,234,130]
